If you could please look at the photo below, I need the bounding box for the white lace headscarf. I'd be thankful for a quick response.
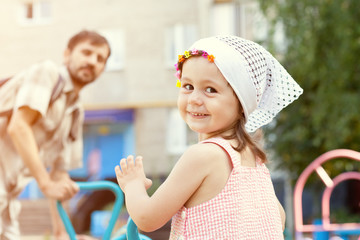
[187,35,303,132]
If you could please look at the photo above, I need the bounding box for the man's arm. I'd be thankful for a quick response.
[48,170,73,240]
[8,106,80,239]
[7,106,79,200]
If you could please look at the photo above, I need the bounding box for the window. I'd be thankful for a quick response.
[99,29,125,71]
[166,107,198,155]
[166,108,187,155]
[210,3,236,36]
[25,3,33,19]
[164,24,198,67]
[19,0,52,25]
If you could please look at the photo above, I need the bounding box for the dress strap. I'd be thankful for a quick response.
[200,137,241,169]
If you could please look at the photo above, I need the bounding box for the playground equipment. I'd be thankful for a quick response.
[293,149,360,240]
[57,181,151,240]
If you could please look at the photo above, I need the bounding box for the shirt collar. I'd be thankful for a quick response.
[59,65,75,94]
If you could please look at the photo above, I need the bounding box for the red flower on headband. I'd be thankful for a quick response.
[178,55,185,63]
[208,55,215,62]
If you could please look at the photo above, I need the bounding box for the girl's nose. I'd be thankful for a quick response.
[188,90,203,105]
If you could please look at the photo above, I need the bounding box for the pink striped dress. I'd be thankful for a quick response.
[170,138,284,240]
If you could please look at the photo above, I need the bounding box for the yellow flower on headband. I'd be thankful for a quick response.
[184,51,191,58]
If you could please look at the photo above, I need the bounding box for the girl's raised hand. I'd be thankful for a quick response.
[115,155,152,192]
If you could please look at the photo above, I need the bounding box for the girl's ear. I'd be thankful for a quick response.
[239,103,244,113]
[239,105,245,120]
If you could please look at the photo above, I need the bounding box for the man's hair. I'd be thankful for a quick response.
[67,30,111,58]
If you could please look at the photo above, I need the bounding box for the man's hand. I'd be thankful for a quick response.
[41,170,79,201]
[39,177,79,201]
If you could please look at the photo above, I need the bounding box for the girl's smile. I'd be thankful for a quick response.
[188,111,209,118]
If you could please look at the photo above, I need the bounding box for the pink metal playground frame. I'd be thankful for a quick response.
[293,149,360,239]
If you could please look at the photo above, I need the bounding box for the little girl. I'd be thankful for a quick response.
[115,36,303,239]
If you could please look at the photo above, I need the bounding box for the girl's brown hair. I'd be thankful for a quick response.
[206,103,267,163]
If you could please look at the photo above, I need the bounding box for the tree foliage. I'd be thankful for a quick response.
[258,0,360,181]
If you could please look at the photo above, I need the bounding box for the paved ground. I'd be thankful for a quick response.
[22,237,50,240]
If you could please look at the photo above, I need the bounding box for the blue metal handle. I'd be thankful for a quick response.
[126,217,141,240]
[57,181,124,240]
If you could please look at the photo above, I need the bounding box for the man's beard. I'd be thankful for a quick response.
[68,65,96,88]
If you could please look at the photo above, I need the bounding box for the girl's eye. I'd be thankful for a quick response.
[206,87,217,93]
[183,84,193,90]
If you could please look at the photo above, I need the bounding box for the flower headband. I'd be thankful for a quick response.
[174,49,215,87]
